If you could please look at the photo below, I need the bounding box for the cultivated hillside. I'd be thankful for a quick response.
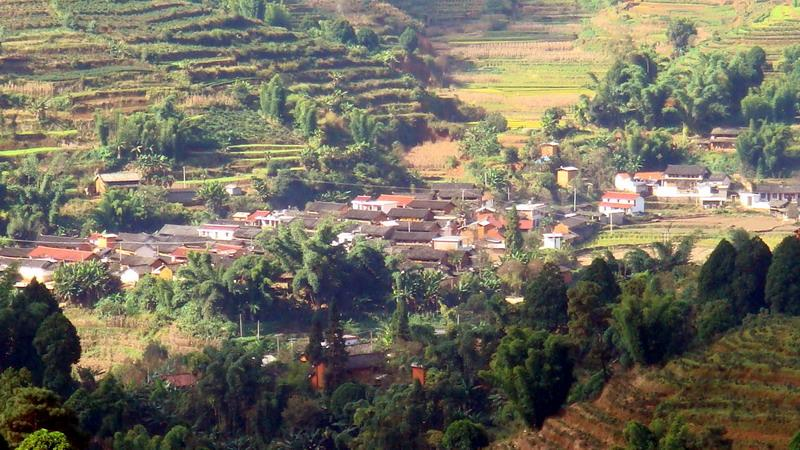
[506,315,800,449]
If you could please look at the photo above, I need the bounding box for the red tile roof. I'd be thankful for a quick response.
[376,194,415,207]
[601,191,641,200]
[28,246,96,262]
[171,247,206,259]
[246,210,270,222]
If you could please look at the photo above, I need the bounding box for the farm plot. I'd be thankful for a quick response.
[434,0,606,127]
[519,315,800,449]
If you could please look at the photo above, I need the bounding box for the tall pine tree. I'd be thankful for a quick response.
[260,75,287,121]
[391,297,410,342]
[305,312,324,364]
[766,235,800,314]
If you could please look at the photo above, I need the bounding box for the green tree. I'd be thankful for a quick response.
[0,388,84,448]
[260,75,287,121]
[697,239,736,303]
[441,419,489,450]
[623,420,657,450]
[326,18,356,44]
[399,27,418,53]
[741,93,772,123]
[736,122,791,177]
[612,275,693,365]
[731,236,771,316]
[16,429,71,450]
[33,314,80,396]
[197,181,229,217]
[305,312,324,364]
[522,262,568,331]
[324,302,348,391]
[356,28,379,50]
[765,235,800,315]
[541,107,565,139]
[291,97,317,137]
[666,18,697,55]
[484,328,574,427]
[790,430,800,450]
[348,109,380,145]
[390,297,410,341]
[504,206,524,257]
[264,3,291,28]
[568,281,611,370]
[53,260,118,307]
[581,258,621,304]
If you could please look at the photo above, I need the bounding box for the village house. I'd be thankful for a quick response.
[599,191,645,216]
[614,173,649,195]
[231,212,251,222]
[198,224,240,241]
[341,209,387,224]
[539,142,560,158]
[28,246,98,263]
[391,231,438,246]
[433,183,482,202]
[165,188,200,206]
[552,215,595,243]
[120,264,173,286]
[224,184,244,196]
[513,201,546,225]
[351,196,398,213]
[739,182,800,210]
[158,224,201,238]
[91,171,142,195]
[0,258,58,286]
[387,208,434,222]
[35,234,92,251]
[542,233,566,250]
[656,165,710,197]
[707,127,743,152]
[556,166,579,188]
[406,199,455,215]
[432,235,464,251]
[305,201,349,216]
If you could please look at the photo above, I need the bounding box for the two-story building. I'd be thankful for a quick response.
[598,191,645,216]
[656,165,710,197]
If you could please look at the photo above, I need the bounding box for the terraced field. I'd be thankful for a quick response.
[511,315,800,449]
[433,0,606,128]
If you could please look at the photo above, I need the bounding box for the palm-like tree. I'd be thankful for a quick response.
[177,252,229,319]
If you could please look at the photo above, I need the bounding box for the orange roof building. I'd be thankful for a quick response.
[28,246,97,263]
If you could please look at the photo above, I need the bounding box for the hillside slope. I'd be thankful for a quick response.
[506,315,800,449]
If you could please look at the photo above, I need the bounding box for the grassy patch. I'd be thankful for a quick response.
[0,147,74,157]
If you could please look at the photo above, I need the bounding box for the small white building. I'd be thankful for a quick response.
[432,236,463,251]
[542,233,565,250]
[225,184,244,196]
[513,201,547,224]
[198,224,239,241]
[614,173,648,195]
[598,191,645,216]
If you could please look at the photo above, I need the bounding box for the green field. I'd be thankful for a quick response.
[0,146,79,157]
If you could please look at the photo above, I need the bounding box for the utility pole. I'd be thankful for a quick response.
[573,185,577,212]
[183,166,186,187]
[239,313,243,337]
[257,320,260,339]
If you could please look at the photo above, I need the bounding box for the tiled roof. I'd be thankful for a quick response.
[601,191,641,200]
[376,194,415,207]
[28,246,96,262]
[599,202,634,209]
[97,171,141,183]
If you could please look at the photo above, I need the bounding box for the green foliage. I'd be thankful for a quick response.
[568,281,611,367]
[441,419,489,450]
[112,96,194,160]
[330,383,366,421]
[736,121,791,177]
[504,206,524,257]
[0,387,84,448]
[458,121,501,158]
[612,275,692,365]
[541,107,565,140]
[766,235,800,315]
[324,302,348,391]
[616,124,683,171]
[391,268,445,313]
[91,188,189,233]
[54,260,118,307]
[666,18,697,55]
[291,97,318,137]
[624,420,657,450]
[33,314,80,395]
[391,297,411,341]
[356,28,380,51]
[5,157,67,239]
[399,27,418,53]
[224,0,265,19]
[484,327,574,427]
[697,239,736,303]
[305,312,324,364]
[522,262,568,331]
[324,19,356,44]
[264,3,291,28]
[260,75,288,121]
[17,429,71,450]
[581,258,621,304]
[790,430,800,450]
[196,182,229,216]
